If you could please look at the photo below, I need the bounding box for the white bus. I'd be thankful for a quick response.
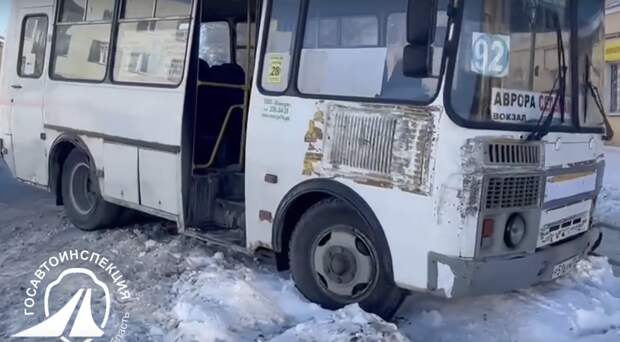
[0,0,613,318]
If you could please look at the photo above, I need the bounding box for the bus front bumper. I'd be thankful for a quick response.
[428,227,601,298]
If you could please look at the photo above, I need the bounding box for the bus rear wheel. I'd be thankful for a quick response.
[61,149,121,231]
[289,199,405,320]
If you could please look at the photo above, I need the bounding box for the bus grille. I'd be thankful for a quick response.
[485,175,542,209]
[328,113,397,176]
[487,142,541,166]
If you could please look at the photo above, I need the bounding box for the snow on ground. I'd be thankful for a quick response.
[2,148,620,342]
[596,147,620,226]
[595,147,620,268]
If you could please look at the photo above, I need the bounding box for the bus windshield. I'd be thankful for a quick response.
[447,0,605,130]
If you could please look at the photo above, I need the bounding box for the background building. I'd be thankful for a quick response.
[606,0,620,144]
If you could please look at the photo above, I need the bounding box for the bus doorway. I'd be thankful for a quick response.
[186,0,259,247]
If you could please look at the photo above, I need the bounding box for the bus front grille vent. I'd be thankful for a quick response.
[328,113,398,176]
[485,175,542,210]
[486,143,541,166]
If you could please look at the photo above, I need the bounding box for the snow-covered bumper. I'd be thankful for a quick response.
[428,226,601,298]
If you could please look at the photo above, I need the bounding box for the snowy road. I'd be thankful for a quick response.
[1,150,620,341]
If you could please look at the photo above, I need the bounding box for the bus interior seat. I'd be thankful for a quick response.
[194,0,258,170]
[199,59,211,81]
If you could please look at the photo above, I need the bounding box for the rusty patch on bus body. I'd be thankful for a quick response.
[302,102,439,195]
[457,139,486,219]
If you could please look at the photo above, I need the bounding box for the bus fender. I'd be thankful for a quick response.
[272,179,394,275]
[48,133,94,205]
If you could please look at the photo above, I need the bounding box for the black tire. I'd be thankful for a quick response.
[61,149,121,231]
[289,198,406,320]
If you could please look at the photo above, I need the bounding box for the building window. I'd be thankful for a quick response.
[87,40,109,64]
[51,0,114,81]
[18,15,49,78]
[113,0,192,86]
[611,64,620,114]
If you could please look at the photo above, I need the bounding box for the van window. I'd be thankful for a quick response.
[59,0,114,22]
[52,24,112,81]
[59,0,86,22]
[18,15,49,78]
[297,0,448,102]
[200,22,231,67]
[122,0,155,18]
[236,22,256,75]
[87,0,116,21]
[341,16,378,47]
[114,0,192,85]
[303,17,338,48]
[52,0,115,81]
[123,0,192,19]
[156,0,192,17]
[260,0,301,92]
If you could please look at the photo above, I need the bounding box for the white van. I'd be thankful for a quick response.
[0,0,611,318]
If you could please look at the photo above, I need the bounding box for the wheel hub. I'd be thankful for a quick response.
[324,246,357,283]
[70,163,97,215]
[313,227,378,299]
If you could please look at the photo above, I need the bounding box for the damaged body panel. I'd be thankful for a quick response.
[302,102,439,196]
[427,133,605,294]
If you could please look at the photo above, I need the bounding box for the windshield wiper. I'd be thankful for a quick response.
[585,56,615,141]
[526,15,567,141]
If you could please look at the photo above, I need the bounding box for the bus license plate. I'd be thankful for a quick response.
[551,255,581,280]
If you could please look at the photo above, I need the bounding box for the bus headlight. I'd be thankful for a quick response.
[504,214,527,248]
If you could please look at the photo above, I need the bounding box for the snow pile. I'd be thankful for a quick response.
[397,257,620,342]
[150,242,620,342]
[164,251,406,341]
[596,147,620,226]
[272,305,409,342]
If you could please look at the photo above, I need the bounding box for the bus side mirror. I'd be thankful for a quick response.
[403,0,438,78]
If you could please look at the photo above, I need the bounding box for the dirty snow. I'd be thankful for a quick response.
[1,148,620,342]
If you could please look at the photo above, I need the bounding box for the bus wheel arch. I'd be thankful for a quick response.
[272,180,395,277]
[272,179,405,319]
[49,134,92,206]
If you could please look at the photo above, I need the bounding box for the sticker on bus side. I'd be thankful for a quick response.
[471,33,511,78]
[267,55,285,84]
[490,88,570,124]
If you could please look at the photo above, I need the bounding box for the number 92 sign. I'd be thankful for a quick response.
[470,32,511,78]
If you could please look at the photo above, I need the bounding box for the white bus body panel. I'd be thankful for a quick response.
[103,142,140,204]
[4,4,53,185]
[245,90,454,289]
[44,84,185,147]
[2,0,197,222]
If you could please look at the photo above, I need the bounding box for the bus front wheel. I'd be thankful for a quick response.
[289,198,405,320]
[61,149,121,231]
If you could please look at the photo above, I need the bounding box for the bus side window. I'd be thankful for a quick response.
[51,0,114,82]
[260,0,302,93]
[18,15,49,78]
[296,0,449,102]
[113,0,192,86]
